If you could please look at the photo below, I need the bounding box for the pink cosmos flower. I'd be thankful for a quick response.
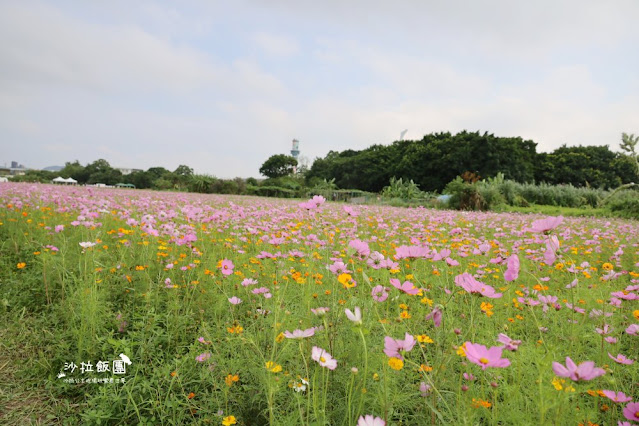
[329,261,350,275]
[626,324,639,335]
[284,328,316,339]
[503,254,519,282]
[419,382,431,397]
[464,342,511,370]
[623,402,639,422]
[241,278,258,286]
[343,205,359,217]
[220,259,234,276]
[357,415,385,426]
[497,333,521,351]
[54,225,64,233]
[311,307,330,316]
[228,296,242,305]
[454,273,502,298]
[528,216,564,233]
[311,346,337,370]
[390,279,420,295]
[608,353,634,365]
[425,306,442,327]
[394,245,429,260]
[196,352,211,362]
[552,357,605,381]
[371,285,390,302]
[348,239,370,258]
[367,251,385,269]
[383,333,416,360]
[565,278,578,289]
[602,390,633,403]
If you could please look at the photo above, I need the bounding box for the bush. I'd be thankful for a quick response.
[603,188,639,219]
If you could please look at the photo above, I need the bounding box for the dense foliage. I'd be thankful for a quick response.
[306,131,635,192]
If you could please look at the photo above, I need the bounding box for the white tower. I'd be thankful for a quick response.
[291,139,300,173]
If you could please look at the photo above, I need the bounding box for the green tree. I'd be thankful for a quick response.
[59,160,88,183]
[259,154,298,178]
[620,132,639,180]
[85,159,122,185]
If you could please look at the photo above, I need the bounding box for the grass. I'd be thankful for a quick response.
[1,182,638,425]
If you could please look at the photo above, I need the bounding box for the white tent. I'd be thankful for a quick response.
[52,176,78,185]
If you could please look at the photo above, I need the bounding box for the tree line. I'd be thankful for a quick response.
[305,131,637,192]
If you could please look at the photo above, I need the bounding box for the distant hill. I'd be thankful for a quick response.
[42,166,63,171]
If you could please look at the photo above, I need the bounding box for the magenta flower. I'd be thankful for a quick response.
[284,328,315,339]
[220,259,234,276]
[528,215,564,233]
[425,306,442,327]
[552,357,605,381]
[371,285,390,302]
[241,278,258,286]
[464,342,511,370]
[329,261,350,275]
[608,353,634,365]
[626,324,639,335]
[497,333,521,351]
[602,390,633,403]
[503,254,519,282]
[195,352,211,362]
[311,346,337,370]
[419,382,431,397]
[390,279,420,295]
[454,273,502,298]
[623,402,639,422]
[383,333,416,360]
[348,239,370,258]
[357,415,385,426]
[54,224,64,233]
[228,296,242,305]
[394,245,429,260]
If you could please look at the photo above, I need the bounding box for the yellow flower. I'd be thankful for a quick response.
[419,364,433,372]
[456,343,467,357]
[275,332,285,343]
[17,262,26,269]
[225,374,239,387]
[400,311,412,319]
[417,335,434,344]
[633,310,639,320]
[337,273,356,288]
[388,357,404,370]
[265,361,282,373]
[552,377,564,390]
[420,297,433,306]
[602,263,613,271]
[222,415,237,425]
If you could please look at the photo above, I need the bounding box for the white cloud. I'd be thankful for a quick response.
[253,32,300,56]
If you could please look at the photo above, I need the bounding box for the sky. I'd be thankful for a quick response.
[1,0,638,178]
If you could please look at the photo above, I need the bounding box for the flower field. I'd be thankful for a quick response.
[1,182,638,425]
